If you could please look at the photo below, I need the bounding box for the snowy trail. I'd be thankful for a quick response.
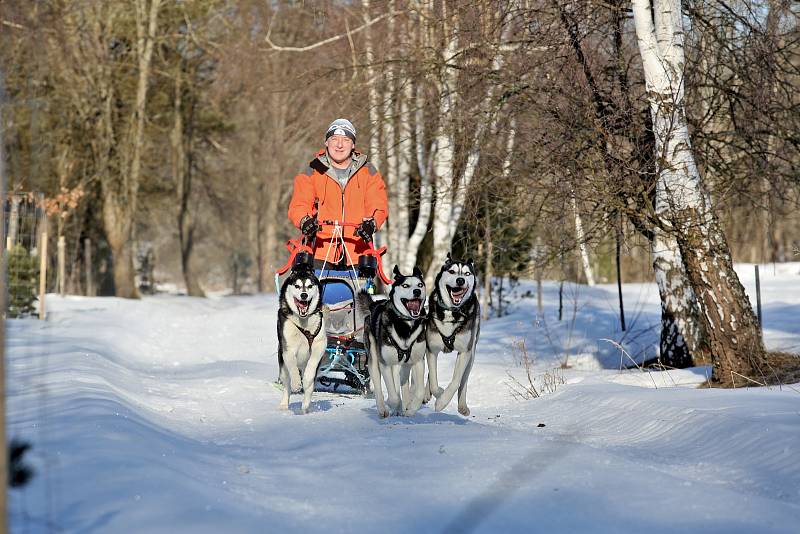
[6,266,800,533]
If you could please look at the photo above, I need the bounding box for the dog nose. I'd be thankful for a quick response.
[413,288,421,298]
[300,292,308,300]
[456,277,465,286]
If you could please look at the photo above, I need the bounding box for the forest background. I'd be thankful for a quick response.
[2,0,799,381]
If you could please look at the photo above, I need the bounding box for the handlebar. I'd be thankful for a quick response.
[275,218,392,285]
[318,220,363,228]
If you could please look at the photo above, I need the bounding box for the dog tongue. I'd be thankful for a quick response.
[450,287,467,302]
[295,298,309,315]
[406,299,421,315]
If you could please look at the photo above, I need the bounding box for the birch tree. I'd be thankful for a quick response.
[360,2,433,273]
[633,0,768,385]
[427,1,519,281]
[550,0,707,366]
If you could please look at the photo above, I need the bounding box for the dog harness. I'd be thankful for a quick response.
[433,292,475,352]
[389,325,426,363]
[292,314,323,351]
[440,332,457,353]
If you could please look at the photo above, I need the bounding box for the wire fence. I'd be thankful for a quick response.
[3,192,47,318]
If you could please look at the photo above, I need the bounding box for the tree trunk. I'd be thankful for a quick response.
[633,0,767,385]
[172,64,204,297]
[259,184,282,292]
[103,195,139,298]
[96,0,161,298]
[676,210,767,384]
[399,83,433,273]
[571,192,595,286]
[652,232,709,367]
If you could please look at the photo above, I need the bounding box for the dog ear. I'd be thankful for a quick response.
[446,252,452,263]
[466,258,474,267]
[413,265,423,279]
[393,265,401,277]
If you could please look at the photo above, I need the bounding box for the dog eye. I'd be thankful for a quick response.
[417,283,423,288]
[402,283,409,288]
[448,270,456,274]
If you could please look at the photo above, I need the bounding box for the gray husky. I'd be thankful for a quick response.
[360,266,427,418]
[277,265,327,413]
[426,253,480,416]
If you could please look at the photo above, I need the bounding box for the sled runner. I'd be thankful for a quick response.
[276,219,391,393]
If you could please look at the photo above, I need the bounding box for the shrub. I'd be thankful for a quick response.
[7,245,39,318]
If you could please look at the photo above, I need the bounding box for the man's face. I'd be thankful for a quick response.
[325,135,354,166]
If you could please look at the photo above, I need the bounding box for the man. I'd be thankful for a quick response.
[288,119,388,269]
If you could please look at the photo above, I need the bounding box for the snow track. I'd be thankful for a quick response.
[6,270,800,532]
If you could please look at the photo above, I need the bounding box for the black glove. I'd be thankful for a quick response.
[300,215,320,238]
[354,218,376,242]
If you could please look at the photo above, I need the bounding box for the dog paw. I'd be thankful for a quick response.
[279,401,289,411]
[378,408,390,418]
[302,402,311,414]
[422,391,431,404]
[434,398,447,412]
[403,408,418,417]
[458,405,470,416]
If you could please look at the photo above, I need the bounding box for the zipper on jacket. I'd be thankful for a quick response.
[322,155,366,224]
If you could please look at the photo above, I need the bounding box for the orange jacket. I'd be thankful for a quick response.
[288,150,388,264]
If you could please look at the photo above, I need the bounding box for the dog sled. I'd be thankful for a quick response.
[276,219,392,393]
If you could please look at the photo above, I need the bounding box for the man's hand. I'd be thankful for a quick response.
[354,218,376,242]
[300,215,320,238]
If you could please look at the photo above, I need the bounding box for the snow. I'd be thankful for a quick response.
[6,263,800,533]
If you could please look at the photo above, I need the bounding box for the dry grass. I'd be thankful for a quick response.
[763,351,800,387]
[701,351,800,391]
[506,339,566,400]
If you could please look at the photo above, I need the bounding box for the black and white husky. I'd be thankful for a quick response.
[360,266,427,418]
[277,265,327,413]
[426,253,480,416]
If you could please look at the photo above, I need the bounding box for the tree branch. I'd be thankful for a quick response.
[264,11,400,53]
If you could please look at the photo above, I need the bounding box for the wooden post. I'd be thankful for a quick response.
[755,264,762,330]
[6,195,19,251]
[497,276,504,317]
[616,217,626,331]
[536,276,543,319]
[39,232,47,320]
[85,238,93,296]
[0,66,8,532]
[57,235,65,296]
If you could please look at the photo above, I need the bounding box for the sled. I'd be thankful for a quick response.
[276,219,392,393]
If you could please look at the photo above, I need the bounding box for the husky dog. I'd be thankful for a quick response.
[360,266,427,418]
[426,253,480,416]
[277,265,326,413]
